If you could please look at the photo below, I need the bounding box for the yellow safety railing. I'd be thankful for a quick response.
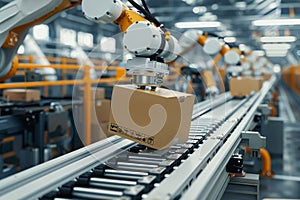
[0,56,129,145]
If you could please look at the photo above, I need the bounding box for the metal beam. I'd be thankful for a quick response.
[286,52,298,65]
[280,3,300,8]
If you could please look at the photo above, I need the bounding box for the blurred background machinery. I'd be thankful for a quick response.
[0,0,300,199]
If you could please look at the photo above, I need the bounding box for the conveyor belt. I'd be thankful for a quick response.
[0,76,276,200]
[181,76,277,200]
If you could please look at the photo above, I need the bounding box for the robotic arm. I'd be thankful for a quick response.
[0,0,192,91]
[82,0,181,89]
[0,0,81,82]
[179,30,241,65]
[178,30,244,95]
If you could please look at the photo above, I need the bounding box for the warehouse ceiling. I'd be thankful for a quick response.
[0,0,299,66]
[145,0,300,66]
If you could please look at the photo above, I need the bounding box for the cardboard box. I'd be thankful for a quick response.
[3,89,40,102]
[108,85,195,150]
[94,99,111,123]
[230,77,263,97]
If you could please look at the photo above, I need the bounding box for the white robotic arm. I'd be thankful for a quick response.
[0,0,180,88]
[82,0,181,88]
[179,30,241,65]
[0,0,81,82]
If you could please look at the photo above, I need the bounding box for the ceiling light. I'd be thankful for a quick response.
[273,64,281,73]
[265,48,288,52]
[199,15,218,21]
[239,44,246,51]
[266,50,288,55]
[266,50,288,56]
[217,30,236,37]
[262,43,291,50]
[235,2,246,9]
[203,12,213,16]
[260,36,296,43]
[193,7,200,14]
[224,37,236,43]
[175,21,221,28]
[183,0,195,5]
[252,50,265,56]
[266,54,287,57]
[266,51,287,54]
[252,18,300,26]
[211,4,219,10]
[193,6,207,14]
